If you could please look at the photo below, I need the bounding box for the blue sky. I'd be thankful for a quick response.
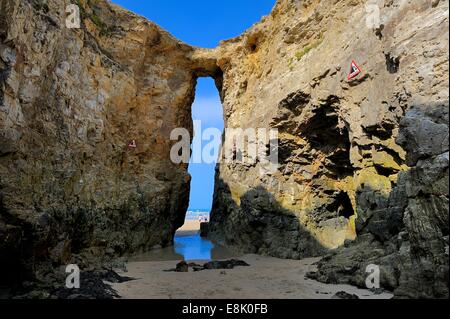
[111,0,275,48]
[111,0,276,210]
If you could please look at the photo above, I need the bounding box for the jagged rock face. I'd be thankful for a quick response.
[209,0,449,298]
[309,104,449,298]
[0,0,216,283]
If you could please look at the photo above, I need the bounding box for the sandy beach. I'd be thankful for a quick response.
[112,254,393,299]
[112,220,393,299]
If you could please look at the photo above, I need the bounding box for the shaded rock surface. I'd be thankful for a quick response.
[332,291,359,300]
[13,267,134,299]
[200,221,209,237]
[203,259,250,270]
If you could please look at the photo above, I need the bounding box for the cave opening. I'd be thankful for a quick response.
[187,77,224,217]
[174,77,226,261]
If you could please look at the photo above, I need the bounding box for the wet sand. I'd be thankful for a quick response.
[128,222,236,262]
[112,254,393,299]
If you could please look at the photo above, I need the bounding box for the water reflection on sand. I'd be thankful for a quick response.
[129,232,237,262]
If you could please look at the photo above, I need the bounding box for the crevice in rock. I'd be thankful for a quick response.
[374,165,396,177]
[301,97,353,178]
[385,53,400,74]
[301,97,341,145]
[375,24,384,39]
[278,90,311,116]
[378,146,405,166]
[326,191,355,219]
[246,32,263,53]
[278,139,299,166]
[0,196,28,287]
[363,120,397,140]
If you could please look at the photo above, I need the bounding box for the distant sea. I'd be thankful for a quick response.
[186,209,210,220]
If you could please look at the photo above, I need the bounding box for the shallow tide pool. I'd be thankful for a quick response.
[129,233,236,262]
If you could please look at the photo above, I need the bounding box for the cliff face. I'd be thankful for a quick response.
[0,0,219,283]
[0,0,448,299]
[208,0,449,298]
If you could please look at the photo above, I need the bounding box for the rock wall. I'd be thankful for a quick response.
[0,0,218,284]
[309,103,449,298]
[208,0,449,298]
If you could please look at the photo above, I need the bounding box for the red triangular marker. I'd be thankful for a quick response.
[348,60,362,80]
[128,140,137,148]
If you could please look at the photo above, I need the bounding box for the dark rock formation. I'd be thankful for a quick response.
[165,259,250,272]
[309,103,449,298]
[175,261,189,273]
[200,222,209,237]
[13,268,134,299]
[332,291,360,300]
[203,259,250,270]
